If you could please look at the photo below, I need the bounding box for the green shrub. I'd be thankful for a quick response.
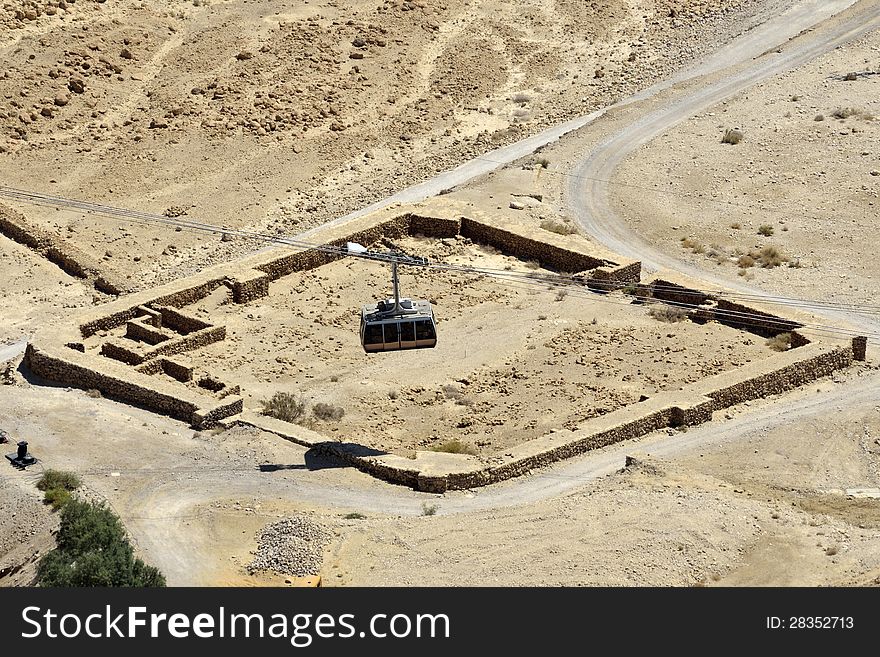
[758,224,774,236]
[421,502,439,516]
[37,470,81,493]
[260,392,306,422]
[44,487,72,511]
[37,500,165,587]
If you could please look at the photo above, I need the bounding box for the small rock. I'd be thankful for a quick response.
[236,51,254,61]
[509,200,526,210]
[68,78,85,94]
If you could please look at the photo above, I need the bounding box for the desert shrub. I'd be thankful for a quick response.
[37,470,81,493]
[758,224,774,236]
[825,546,839,556]
[814,114,825,122]
[555,289,568,302]
[533,157,550,169]
[388,389,399,400]
[753,245,787,268]
[421,503,439,516]
[730,222,741,229]
[680,237,705,254]
[343,512,366,520]
[737,255,755,268]
[37,500,165,587]
[430,439,477,455]
[648,304,689,323]
[832,107,867,119]
[260,392,306,422]
[313,402,345,421]
[722,128,743,145]
[540,218,578,235]
[766,332,791,352]
[511,92,531,105]
[44,487,72,511]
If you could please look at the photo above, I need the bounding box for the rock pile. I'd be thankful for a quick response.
[247,515,331,577]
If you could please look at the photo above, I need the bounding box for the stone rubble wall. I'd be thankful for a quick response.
[233,342,856,492]
[0,203,128,295]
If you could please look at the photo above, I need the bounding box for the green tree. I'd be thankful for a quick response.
[37,500,165,587]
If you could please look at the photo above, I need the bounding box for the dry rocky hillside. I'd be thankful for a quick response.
[2,0,777,291]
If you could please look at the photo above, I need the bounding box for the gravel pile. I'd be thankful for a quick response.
[247,516,331,577]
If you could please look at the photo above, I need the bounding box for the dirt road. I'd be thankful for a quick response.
[567,0,880,335]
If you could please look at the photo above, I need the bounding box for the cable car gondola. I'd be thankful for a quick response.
[356,246,437,352]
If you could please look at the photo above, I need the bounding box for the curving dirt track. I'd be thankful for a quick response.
[566,0,880,334]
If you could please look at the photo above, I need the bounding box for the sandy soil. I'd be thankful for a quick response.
[1,0,779,291]
[611,26,880,306]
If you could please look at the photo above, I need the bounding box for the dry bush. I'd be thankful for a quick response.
[730,222,741,229]
[680,237,704,253]
[758,224,774,236]
[555,289,568,302]
[753,245,787,268]
[737,255,755,269]
[533,156,550,169]
[648,303,689,323]
[260,392,306,422]
[421,502,439,516]
[766,332,791,352]
[722,128,743,145]
[430,439,477,455]
[511,92,532,105]
[832,107,872,120]
[313,403,345,421]
[540,218,578,235]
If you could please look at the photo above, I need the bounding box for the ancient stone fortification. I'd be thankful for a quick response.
[25,203,639,430]
[22,201,867,489]
[239,341,857,492]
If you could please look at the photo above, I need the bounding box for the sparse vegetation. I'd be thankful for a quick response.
[648,303,689,323]
[533,156,550,169]
[540,218,578,235]
[37,470,81,510]
[37,500,166,587]
[430,439,478,455]
[722,128,743,145]
[825,545,839,556]
[737,255,755,269]
[260,392,306,422]
[832,107,873,120]
[753,245,787,268]
[766,332,792,352]
[313,402,345,421]
[511,92,532,105]
[343,512,367,520]
[421,502,439,516]
[555,289,568,302]
[730,222,741,229]
[758,224,774,237]
[680,236,705,254]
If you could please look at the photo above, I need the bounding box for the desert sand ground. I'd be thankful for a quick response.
[2,0,880,588]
